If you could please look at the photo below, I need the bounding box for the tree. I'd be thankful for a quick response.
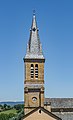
[0,104,3,108]
[7,105,11,110]
[14,104,23,111]
[3,104,7,110]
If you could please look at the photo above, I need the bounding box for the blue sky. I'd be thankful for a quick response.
[0,0,73,101]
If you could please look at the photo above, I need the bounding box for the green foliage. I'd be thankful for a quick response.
[0,113,9,120]
[14,104,24,111]
[9,109,24,120]
[0,104,12,112]
[0,109,17,115]
[0,104,24,120]
[7,105,11,109]
[3,104,7,109]
[8,113,16,118]
[16,109,21,113]
[0,104,3,108]
[0,113,16,120]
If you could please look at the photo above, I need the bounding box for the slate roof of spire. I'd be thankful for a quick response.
[25,14,44,59]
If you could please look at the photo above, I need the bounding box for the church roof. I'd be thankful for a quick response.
[45,98,73,108]
[45,98,73,120]
[52,112,73,120]
[25,14,44,59]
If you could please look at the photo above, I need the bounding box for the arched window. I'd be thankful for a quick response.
[31,64,34,79]
[35,64,38,79]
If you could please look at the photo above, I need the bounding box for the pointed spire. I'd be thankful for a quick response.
[25,13,44,59]
[31,10,37,30]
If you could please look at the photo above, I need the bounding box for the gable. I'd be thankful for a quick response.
[23,107,62,120]
[24,110,56,120]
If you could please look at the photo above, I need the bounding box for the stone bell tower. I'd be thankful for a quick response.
[23,13,45,115]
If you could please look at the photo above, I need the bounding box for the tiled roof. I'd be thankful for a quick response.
[53,112,73,120]
[45,98,73,108]
[25,14,44,59]
[45,98,73,120]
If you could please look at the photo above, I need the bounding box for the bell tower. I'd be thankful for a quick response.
[23,13,45,115]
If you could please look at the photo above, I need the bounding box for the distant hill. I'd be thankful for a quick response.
[0,101,24,106]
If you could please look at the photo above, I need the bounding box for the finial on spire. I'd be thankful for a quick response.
[33,10,36,16]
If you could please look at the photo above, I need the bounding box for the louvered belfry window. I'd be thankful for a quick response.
[35,64,38,79]
[31,64,34,79]
[30,64,38,79]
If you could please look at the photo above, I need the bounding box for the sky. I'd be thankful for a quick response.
[0,0,73,101]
